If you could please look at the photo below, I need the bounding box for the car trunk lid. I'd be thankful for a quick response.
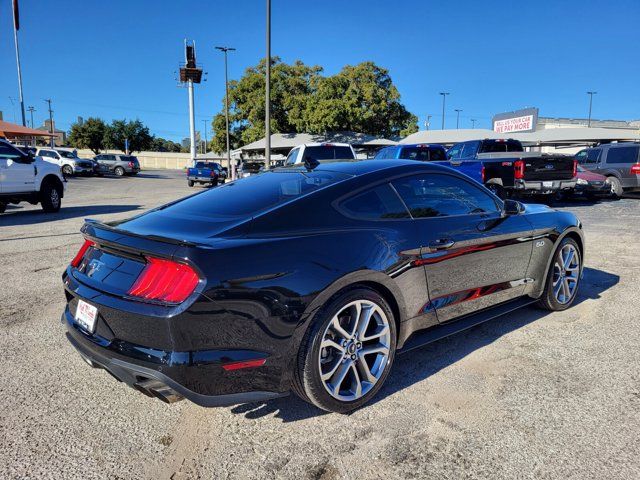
[521,156,576,181]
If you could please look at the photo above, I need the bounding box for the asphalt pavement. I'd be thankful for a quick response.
[0,171,638,479]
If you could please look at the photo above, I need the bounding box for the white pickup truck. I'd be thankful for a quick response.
[0,139,66,213]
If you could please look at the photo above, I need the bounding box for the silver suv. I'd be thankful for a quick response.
[575,142,640,197]
[93,154,141,176]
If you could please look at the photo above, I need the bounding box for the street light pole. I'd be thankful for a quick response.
[265,0,271,171]
[44,99,54,147]
[471,118,477,128]
[215,46,236,179]
[587,91,597,127]
[425,114,432,130]
[12,0,26,127]
[202,119,208,154]
[454,109,462,129]
[439,92,449,130]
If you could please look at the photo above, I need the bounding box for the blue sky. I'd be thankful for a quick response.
[1,0,638,141]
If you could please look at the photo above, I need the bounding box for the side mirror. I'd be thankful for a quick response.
[503,199,522,215]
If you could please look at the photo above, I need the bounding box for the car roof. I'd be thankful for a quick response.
[397,143,445,149]
[274,159,452,176]
[299,142,352,147]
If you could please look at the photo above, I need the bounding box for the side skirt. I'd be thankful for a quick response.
[397,296,538,354]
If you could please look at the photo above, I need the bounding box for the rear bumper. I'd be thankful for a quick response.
[187,175,217,183]
[513,179,577,194]
[62,308,287,407]
[573,182,612,196]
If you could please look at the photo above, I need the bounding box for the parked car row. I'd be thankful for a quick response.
[29,147,141,178]
[374,139,640,201]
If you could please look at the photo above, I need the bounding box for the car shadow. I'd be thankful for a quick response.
[0,204,142,227]
[228,266,619,422]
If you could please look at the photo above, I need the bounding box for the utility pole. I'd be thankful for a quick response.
[215,46,236,179]
[471,118,477,128]
[454,109,462,129]
[12,0,26,126]
[44,99,54,147]
[27,106,35,128]
[425,114,432,130]
[265,0,271,171]
[587,91,597,127]
[179,40,203,167]
[202,119,208,154]
[439,92,449,130]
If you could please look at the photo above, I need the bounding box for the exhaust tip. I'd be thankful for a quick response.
[136,378,184,404]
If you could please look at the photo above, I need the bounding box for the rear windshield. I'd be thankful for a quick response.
[121,155,139,163]
[479,140,523,153]
[398,147,446,161]
[301,146,354,161]
[165,170,352,217]
[194,161,220,169]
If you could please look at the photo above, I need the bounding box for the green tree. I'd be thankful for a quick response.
[150,136,181,152]
[210,57,323,152]
[304,62,417,137]
[209,59,417,150]
[104,119,153,153]
[68,117,107,154]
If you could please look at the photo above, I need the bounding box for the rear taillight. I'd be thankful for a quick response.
[210,170,217,177]
[514,160,525,179]
[71,240,94,267]
[630,164,640,175]
[573,159,578,177]
[127,257,199,304]
[128,161,134,168]
[481,165,485,183]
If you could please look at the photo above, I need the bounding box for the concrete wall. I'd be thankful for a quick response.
[75,149,229,170]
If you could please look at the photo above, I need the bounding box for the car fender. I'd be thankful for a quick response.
[528,225,585,299]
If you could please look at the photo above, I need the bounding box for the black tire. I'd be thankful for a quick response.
[293,287,397,413]
[607,176,623,198]
[114,166,125,177]
[537,237,582,311]
[62,165,73,177]
[188,180,195,187]
[486,183,505,199]
[40,181,62,213]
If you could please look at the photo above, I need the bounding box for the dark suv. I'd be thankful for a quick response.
[574,143,640,197]
[94,154,141,176]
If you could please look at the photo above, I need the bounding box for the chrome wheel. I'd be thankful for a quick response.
[50,188,60,209]
[318,300,391,402]
[552,244,580,304]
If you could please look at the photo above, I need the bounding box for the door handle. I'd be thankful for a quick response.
[428,239,455,250]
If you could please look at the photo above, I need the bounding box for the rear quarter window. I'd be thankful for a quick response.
[605,146,640,164]
[339,184,409,220]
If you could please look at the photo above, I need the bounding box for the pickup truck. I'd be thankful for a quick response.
[187,161,224,187]
[0,139,66,213]
[375,143,484,184]
[446,139,577,198]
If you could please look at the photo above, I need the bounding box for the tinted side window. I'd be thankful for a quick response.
[285,148,299,165]
[39,150,54,158]
[392,174,500,218]
[0,143,24,160]
[447,143,464,160]
[340,184,409,220]
[429,148,447,161]
[586,149,601,163]
[460,141,479,158]
[606,146,639,164]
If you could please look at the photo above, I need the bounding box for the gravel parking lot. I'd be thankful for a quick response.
[1,171,638,479]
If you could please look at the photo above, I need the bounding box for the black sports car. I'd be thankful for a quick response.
[62,160,584,413]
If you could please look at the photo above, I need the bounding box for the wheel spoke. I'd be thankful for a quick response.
[321,357,343,381]
[321,338,345,353]
[331,316,351,341]
[361,345,389,357]
[329,361,351,395]
[356,354,377,383]
[349,302,362,337]
[356,305,374,340]
[553,276,563,298]
[564,278,572,297]
[361,324,389,342]
[563,249,575,270]
[351,362,362,398]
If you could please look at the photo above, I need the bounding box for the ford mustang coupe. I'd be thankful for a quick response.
[62,160,584,413]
